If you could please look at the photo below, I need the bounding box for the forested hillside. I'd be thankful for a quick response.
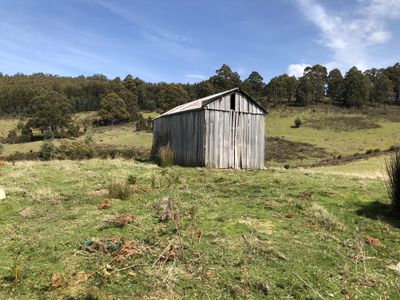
[1,63,400,117]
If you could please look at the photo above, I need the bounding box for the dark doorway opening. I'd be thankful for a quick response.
[230,93,235,110]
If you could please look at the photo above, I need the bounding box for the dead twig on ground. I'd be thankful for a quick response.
[294,272,325,300]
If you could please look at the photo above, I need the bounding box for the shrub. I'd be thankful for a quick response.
[84,128,95,145]
[5,129,18,144]
[108,178,132,200]
[294,117,302,128]
[40,140,56,161]
[158,145,174,168]
[389,145,400,152]
[43,128,54,141]
[283,164,290,169]
[20,124,33,142]
[386,151,400,212]
[96,146,150,161]
[67,123,81,138]
[127,175,137,185]
[58,141,97,160]
[135,113,148,131]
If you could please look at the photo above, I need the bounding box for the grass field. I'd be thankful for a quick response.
[1,105,400,167]
[0,113,154,156]
[0,159,399,298]
[267,105,400,157]
[309,155,391,179]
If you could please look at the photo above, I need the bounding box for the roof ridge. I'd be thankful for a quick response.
[155,87,266,119]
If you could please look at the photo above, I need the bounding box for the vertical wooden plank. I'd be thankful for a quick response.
[214,111,219,168]
[223,111,228,168]
[260,115,265,168]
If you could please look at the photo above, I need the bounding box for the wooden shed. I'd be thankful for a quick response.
[152,87,267,169]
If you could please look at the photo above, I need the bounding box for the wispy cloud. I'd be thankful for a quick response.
[295,0,400,71]
[94,0,203,63]
[185,74,206,80]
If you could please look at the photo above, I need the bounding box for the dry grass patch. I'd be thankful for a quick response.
[30,188,61,203]
[108,178,132,200]
[238,218,274,234]
[305,203,344,231]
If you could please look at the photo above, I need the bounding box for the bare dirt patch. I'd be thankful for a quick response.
[304,115,381,131]
[266,137,331,162]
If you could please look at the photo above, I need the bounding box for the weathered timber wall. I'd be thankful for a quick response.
[152,91,265,169]
[204,109,264,169]
[153,110,205,166]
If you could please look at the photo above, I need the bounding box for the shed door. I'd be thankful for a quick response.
[229,110,240,169]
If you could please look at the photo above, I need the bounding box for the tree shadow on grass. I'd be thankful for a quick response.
[356,200,400,228]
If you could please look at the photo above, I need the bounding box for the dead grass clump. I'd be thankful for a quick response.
[108,178,132,200]
[154,196,173,222]
[50,273,66,290]
[238,218,274,234]
[100,213,135,229]
[82,236,122,254]
[114,239,144,262]
[30,188,61,203]
[85,189,108,197]
[306,203,344,231]
[154,238,182,266]
[298,191,314,200]
[158,145,174,168]
[98,199,112,209]
[364,236,381,247]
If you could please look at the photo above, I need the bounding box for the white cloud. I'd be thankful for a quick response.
[185,74,206,80]
[295,0,400,71]
[288,63,310,77]
[367,31,392,44]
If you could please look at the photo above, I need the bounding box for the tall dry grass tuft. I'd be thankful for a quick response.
[158,145,174,168]
[306,203,344,231]
[386,151,400,212]
[108,178,132,200]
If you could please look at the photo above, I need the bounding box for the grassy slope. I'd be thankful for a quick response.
[310,155,390,179]
[2,105,400,155]
[0,112,155,156]
[267,106,400,156]
[0,160,399,299]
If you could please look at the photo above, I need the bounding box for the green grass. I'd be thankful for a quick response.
[2,106,400,162]
[310,155,389,179]
[0,112,154,156]
[0,159,399,298]
[266,105,400,157]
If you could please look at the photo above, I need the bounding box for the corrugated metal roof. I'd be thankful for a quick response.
[155,87,267,119]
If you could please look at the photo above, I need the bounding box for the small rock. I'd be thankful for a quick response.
[19,207,33,217]
[388,262,400,274]
[0,189,6,200]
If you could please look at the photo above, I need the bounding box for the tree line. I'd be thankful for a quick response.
[1,63,399,117]
[0,62,399,146]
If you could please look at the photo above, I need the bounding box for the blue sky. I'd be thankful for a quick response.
[1,0,400,82]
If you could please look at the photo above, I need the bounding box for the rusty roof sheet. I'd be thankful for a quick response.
[156,88,239,118]
[155,87,267,119]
